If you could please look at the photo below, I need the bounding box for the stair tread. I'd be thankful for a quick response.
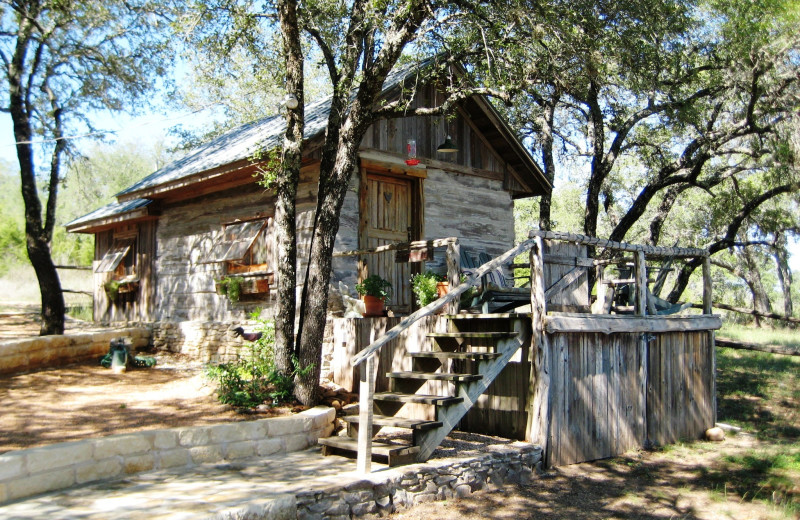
[318,436,419,456]
[427,331,518,339]
[442,313,531,319]
[387,371,483,382]
[412,351,502,360]
[374,392,463,405]
[343,414,442,430]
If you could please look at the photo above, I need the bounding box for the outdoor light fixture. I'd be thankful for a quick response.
[437,135,458,153]
[283,93,299,110]
[405,139,420,165]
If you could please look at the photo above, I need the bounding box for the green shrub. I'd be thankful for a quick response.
[204,310,313,408]
[411,271,444,306]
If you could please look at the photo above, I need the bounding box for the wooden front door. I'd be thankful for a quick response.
[365,173,413,312]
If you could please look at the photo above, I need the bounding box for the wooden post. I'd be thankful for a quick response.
[446,240,460,315]
[526,236,550,461]
[594,264,606,314]
[702,255,716,423]
[356,354,375,473]
[633,251,647,316]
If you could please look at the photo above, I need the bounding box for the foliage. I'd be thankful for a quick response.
[103,280,120,302]
[216,276,243,303]
[355,275,393,300]
[411,271,445,307]
[204,311,313,408]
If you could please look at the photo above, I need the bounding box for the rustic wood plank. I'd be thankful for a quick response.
[546,315,722,334]
[544,266,586,301]
[714,337,800,357]
[702,257,712,315]
[529,230,708,258]
[526,237,550,456]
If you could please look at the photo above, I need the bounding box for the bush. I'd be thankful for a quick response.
[411,271,445,307]
[204,310,312,409]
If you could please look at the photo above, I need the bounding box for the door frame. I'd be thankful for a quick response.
[357,163,425,294]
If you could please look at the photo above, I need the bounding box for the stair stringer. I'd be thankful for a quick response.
[415,319,531,461]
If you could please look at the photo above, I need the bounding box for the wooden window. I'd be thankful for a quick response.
[96,240,136,278]
[209,218,271,274]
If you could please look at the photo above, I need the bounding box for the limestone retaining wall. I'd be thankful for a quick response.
[0,327,151,375]
[0,406,336,505]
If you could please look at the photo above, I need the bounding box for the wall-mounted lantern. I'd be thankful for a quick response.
[437,135,458,153]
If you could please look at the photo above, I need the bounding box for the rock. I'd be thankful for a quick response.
[705,427,725,441]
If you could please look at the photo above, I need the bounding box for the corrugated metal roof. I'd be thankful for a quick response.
[65,198,152,229]
[117,61,430,198]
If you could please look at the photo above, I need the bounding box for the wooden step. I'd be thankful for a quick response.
[318,436,419,466]
[442,313,532,319]
[342,414,442,430]
[387,371,483,383]
[373,392,463,405]
[427,331,518,340]
[411,351,502,361]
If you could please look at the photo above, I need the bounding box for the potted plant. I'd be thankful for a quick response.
[214,277,229,296]
[355,275,393,317]
[411,271,445,307]
[104,280,121,302]
[216,276,243,303]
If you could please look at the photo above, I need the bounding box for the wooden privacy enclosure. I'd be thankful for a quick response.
[328,230,721,470]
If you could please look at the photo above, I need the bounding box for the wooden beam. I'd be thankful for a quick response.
[690,302,800,324]
[634,251,647,316]
[715,337,800,357]
[544,266,585,301]
[702,257,712,315]
[335,237,458,258]
[545,314,722,334]
[543,254,595,268]
[530,230,707,258]
[445,241,460,315]
[526,236,550,456]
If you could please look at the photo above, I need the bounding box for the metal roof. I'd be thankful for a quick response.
[65,198,153,230]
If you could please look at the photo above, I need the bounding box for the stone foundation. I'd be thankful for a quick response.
[150,321,256,363]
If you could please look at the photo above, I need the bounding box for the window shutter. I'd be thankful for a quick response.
[95,241,133,273]
[207,219,266,262]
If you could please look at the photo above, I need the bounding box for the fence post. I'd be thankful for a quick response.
[445,239,460,315]
[356,354,375,473]
[633,251,647,316]
[526,236,550,461]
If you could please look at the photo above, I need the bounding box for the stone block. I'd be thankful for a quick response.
[284,434,309,453]
[190,445,224,464]
[265,416,309,437]
[256,438,284,456]
[7,468,74,501]
[123,453,156,474]
[455,484,472,498]
[351,501,377,516]
[0,452,25,480]
[0,482,7,504]
[93,434,152,459]
[26,441,93,474]
[178,426,211,447]
[225,441,256,460]
[158,448,191,469]
[76,458,123,484]
[208,423,248,444]
[238,420,267,440]
[301,406,336,429]
[411,492,437,506]
[0,354,28,373]
[153,430,178,450]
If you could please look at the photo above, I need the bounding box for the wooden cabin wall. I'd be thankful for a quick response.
[360,84,512,177]
[93,222,156,323]
[154,182,280,322]
[422,169,514,258]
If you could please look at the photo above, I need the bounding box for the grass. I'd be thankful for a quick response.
[706,344,800,517]
[719,323,800,349]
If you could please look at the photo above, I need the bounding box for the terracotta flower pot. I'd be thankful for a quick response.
[362,295,385,317]
[436,281,450,298]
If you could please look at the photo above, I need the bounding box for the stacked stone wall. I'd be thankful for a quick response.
[0,327,150,375]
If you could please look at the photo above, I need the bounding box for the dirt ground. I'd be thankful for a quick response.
[386,433,792,520]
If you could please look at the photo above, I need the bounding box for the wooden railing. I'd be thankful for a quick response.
[348,230,714,473]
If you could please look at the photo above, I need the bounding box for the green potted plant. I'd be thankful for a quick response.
[216,276,243,303]
[355,275,393,317]
[104,280,121,302]
[411,271,445,307]
[214,277,229,296]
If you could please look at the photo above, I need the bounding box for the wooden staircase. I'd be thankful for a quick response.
[319,314,531,466]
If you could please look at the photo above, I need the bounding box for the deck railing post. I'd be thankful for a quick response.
[633,251,647,316]
[702,256,712,315]
[445,239,460,315]
[526,236,550,462]
[356,354,375,473]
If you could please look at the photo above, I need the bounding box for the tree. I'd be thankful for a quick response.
[0,0,176,334]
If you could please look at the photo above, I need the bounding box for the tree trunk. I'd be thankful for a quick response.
[583,80,607,239]
[741,246,771,326]
[773,234,793,319]
[274,0,304,375]
[537,91,559,231]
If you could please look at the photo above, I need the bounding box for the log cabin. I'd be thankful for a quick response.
[66,63,550,357]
